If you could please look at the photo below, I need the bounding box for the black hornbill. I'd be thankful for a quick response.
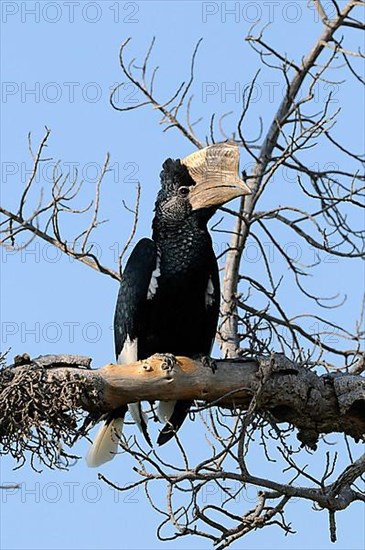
[86,144,250,467]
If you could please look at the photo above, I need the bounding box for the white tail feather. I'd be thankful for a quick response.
[157,401,176,423]
[128,403,148,432]
[86,417,124,468]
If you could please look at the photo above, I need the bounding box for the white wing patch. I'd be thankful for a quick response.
[147,254,161,300]
[205,276,215,308]
[157,400,176,423]
[117,336,148,434]
[117,336,138,365]
[86,417,124,468]
[129,403,148,432]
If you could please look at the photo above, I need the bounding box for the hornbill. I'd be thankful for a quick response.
[86,143,250,467]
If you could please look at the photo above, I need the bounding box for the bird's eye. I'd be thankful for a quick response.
[179,186,190,197]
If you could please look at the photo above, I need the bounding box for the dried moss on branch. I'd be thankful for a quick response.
[1,352,364,469]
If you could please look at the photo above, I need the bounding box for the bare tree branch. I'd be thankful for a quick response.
[0,129,120,281]
[1,352,364,461]
[220,0,363,357]
[1,1,364,546]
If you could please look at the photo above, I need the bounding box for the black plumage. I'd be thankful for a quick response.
[114,159,220,445]
[86,145,250,466]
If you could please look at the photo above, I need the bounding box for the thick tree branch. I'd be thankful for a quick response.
[1,353,364,463]
[220,0,361,357]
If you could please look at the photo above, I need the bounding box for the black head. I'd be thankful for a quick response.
[153,151,251,235]
[153,158,203,226]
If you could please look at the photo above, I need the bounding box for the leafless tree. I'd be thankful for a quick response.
[1,1,364,548]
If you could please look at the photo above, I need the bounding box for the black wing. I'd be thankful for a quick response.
[114,238,157,360]
[157,254,220,446]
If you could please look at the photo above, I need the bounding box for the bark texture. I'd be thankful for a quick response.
[2,353,364,447]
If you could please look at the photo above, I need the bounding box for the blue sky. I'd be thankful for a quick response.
[1,1,364,549]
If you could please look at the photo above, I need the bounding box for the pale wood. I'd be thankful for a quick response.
[9,353,365,445]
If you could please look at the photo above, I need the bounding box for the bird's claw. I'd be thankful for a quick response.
[201,356,217,374]
[155,353,177,371]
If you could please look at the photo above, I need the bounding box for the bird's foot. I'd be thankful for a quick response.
[201,355,217,374]
[153,353,177,372]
